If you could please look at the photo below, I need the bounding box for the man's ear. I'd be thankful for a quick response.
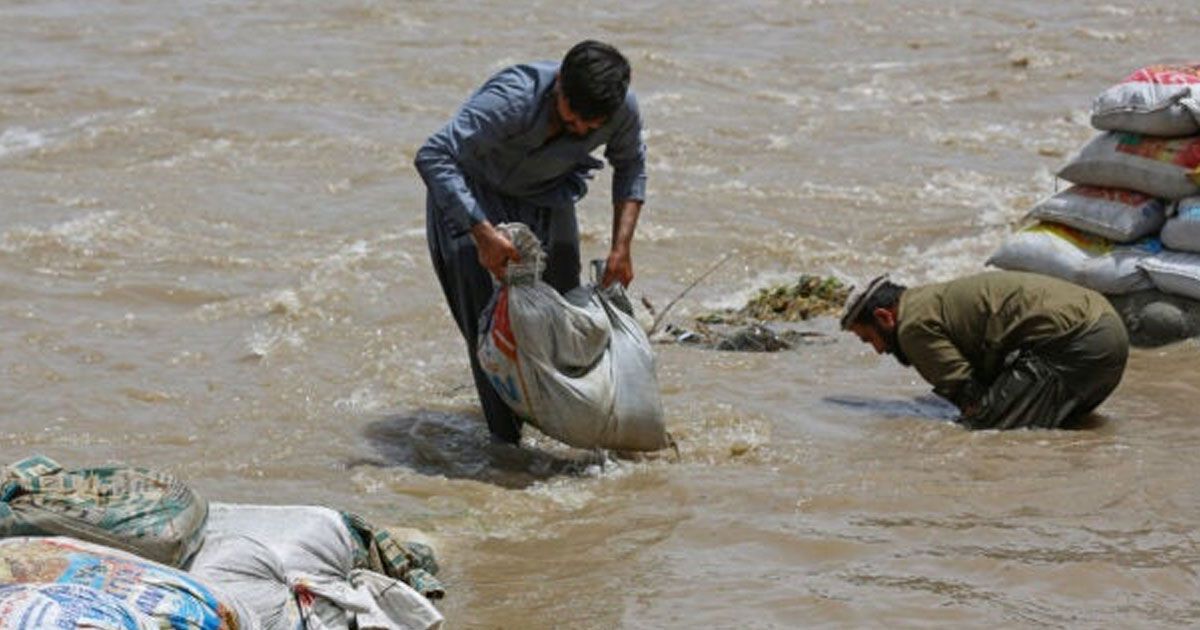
[873,306,895,329]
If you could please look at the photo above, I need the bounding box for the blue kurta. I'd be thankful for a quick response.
[415,61,647,237]
[415,60,647,443]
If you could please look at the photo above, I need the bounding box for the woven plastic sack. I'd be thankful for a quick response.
[0,454,208,567]
[1091,63,1200,137]
[1161,196,1200,253]
[1026,185,1166,242]
[987,222,1158,295]
[0,583,157,630]
[0,536,255,630]
[186,533,303,630]
[1057,132,1200,200]
[1139,250,1200,301]
[192,503,444,630]
[477,223,667,451]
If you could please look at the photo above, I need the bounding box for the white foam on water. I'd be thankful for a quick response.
[333,385,389,414]
[245,321,306,358]
[0,127,47,158]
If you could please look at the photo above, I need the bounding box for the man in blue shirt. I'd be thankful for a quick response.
[416,40,648,444]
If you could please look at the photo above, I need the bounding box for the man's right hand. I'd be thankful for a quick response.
[470,221,520,280]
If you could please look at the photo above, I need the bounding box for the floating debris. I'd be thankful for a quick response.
[652,274,849,352]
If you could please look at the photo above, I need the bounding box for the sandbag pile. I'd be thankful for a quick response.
[0,455,445,630]
[477,222,668,452]
[0,536,255,629]
[990,63,1200,304]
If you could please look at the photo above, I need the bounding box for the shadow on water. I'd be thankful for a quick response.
[823,394,960,421]
[355,410,603,489]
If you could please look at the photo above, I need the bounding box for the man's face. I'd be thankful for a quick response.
[848,309,909,366]
[555,87,606,137]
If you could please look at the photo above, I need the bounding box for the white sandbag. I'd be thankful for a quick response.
[0,536,257,630]
[986,222,1158,294]
[0,583,157,630]
[1057,132,1200,200]
[1026,185,1166,242]
[1139,250,1200,301]
[1161,196,1200,253]
[0,454,208,567]
[187,533,304,630]
[199,503,443,630]
[1091,63,1200,137]
[477,223,667,451]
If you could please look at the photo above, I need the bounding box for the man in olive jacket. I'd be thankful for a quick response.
[840,270,1129,430]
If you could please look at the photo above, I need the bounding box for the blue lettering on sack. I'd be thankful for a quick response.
[56,553,224,629]
[489,374,520,403]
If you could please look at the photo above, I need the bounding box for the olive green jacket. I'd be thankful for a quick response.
[896,271,1117,408]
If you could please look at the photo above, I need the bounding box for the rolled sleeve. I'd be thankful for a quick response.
[605,93,647,204]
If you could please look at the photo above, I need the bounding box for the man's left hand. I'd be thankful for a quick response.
[602,247,633,287]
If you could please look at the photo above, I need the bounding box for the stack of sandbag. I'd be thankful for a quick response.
[0,454,447,630]
[1144,195,1200,300]
[185,503,444,630]
[990,64,1200,336]
[477,222,668,451]
[0,536,256,629]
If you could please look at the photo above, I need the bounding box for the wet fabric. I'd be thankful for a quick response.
[957,313,1128,429]
[475,224,667,451]
[898,271,1121,409]
[425,198,581,443]
[416,60,647,443]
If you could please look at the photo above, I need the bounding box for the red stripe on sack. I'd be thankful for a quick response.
[491,287,519,360]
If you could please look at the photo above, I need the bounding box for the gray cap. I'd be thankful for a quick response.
[839,274,890,330]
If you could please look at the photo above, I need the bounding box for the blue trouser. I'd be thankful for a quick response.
[425,190,581,443]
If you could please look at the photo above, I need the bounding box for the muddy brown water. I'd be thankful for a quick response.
[2,1,1199,627]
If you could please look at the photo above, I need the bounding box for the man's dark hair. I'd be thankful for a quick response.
[840,275,907,330]
[560,40,630,120]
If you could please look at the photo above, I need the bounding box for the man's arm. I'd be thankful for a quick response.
[602,199,642,287]
[414,70,530,277]
[602,93,647,287]
[901,322,981,411]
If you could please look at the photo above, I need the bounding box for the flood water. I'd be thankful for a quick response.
[2,1,1199,627]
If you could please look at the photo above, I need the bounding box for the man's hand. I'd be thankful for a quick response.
[470,221,520,280]
[604,199,643,287]
[602,245,633,287]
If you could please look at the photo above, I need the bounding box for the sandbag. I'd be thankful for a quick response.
[1091,63,1200,137]
[0,454,207,567]
[1106,289,1200,347]
[476,223,667,451]
[986,222,1158,294]
[1057,132,1200,200]
[1161,196,1200,253]
[1025,185,1166,242]
[1139,250,1200,301]
[186,533,303,630]
[192,503,444,630]
[0,536,255,630]
[0,582,157,630]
